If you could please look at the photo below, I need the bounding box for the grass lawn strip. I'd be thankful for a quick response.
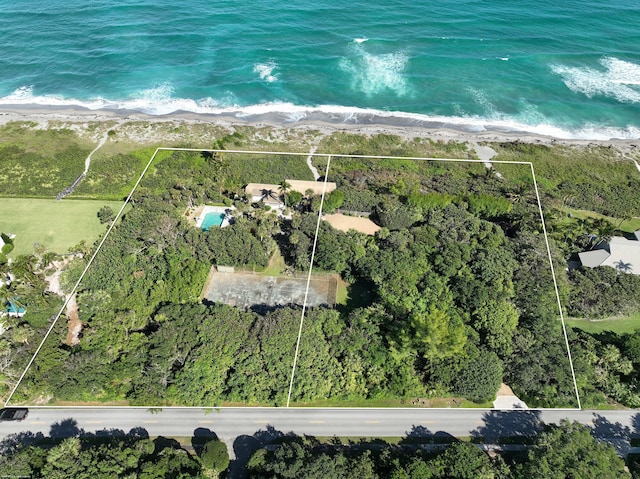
[0,198,124,257]
[566,313,640,335]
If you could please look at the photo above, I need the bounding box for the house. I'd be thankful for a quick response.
[244,179,338,208]
[245,183,285,208]
[578,230,640,274]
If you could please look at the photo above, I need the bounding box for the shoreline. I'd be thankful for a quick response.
[1,104,639,153]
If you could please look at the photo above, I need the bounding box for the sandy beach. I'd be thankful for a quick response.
[1,105,639,156]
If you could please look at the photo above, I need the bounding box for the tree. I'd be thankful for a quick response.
[410,307,466,362]
[286,190,303,207]
[373,197,422,230]
[433,442,509,479]
[97,205,115,224]
[517,420,630,479]
[278,180,292,207]
[452,349,503,403]
[322,189,345,213]
[590,218,617,249]
[201,439,229,475]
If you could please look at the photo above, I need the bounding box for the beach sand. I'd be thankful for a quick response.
[1,104,639,156]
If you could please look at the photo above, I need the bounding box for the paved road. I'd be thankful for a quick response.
[2,407,638,477]
[1,407,638,443]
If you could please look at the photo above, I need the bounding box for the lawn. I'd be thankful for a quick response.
[0,198,124,257]
[559,207,640,233]
[566,313,640,335]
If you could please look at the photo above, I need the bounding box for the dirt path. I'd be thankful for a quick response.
[64,294,82,346]
[306,146,320,180]
[44,257,83,346]
[56,129,112,199]
[84,130,110,175]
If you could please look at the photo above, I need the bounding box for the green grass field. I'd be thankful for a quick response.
[0,198,124,257]
[566,313,640,335]
[559,207,640,233]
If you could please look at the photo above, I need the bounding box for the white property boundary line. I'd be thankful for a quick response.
[5,148,581,410]
[286,156,332,407]
[4,148,162,407]
[530,165,581,410]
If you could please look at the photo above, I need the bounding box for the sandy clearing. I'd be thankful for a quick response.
[323,213,380,235]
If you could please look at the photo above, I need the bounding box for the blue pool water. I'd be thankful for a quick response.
[201,212,225,231]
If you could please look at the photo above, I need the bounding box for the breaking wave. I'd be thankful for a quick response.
[338,43,410,98]
[1,85,639,140]
[552,57,640,103]
[253,61,279,83]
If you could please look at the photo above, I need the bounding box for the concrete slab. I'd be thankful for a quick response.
[203,271,337,310]
[493,383,528,410]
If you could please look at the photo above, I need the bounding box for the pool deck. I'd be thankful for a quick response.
[193,205,235,229]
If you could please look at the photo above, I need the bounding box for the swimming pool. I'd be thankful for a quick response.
[201,212,225,231]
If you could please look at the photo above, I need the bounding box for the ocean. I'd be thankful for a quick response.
[0,0,638,139]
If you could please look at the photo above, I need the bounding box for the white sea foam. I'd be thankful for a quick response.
[253,61,279,83]
[467,88,499,118]
[2,86,639,140]
[551,57,640,103]
[339,44,409,98]
[354,37,368,44]
[5,85,35,99]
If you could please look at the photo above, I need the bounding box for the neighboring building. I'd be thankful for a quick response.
[244,179,337,208]
[578,230,640,274]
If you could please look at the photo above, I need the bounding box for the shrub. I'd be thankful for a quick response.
[452,349,503,403]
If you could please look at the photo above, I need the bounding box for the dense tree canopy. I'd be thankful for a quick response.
[516,420,630,479]
[0,435,204,478]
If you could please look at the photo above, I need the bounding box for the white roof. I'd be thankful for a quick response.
[579,236,640,274]
[578,249,611,268]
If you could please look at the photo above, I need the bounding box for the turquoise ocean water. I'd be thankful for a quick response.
[0,0,638,139]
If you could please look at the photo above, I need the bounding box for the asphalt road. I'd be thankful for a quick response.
[2,407,638,478]
[1,407,638,444]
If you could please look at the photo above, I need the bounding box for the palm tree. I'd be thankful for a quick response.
[260,188,280,206]
[11,254,38,285]
[278,180,292,207]
[590,218,616,249]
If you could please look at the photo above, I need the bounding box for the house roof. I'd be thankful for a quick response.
[579,235,640,274]
[244,180,338,205]
[578,249,611,268]
[244,183,284,205]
